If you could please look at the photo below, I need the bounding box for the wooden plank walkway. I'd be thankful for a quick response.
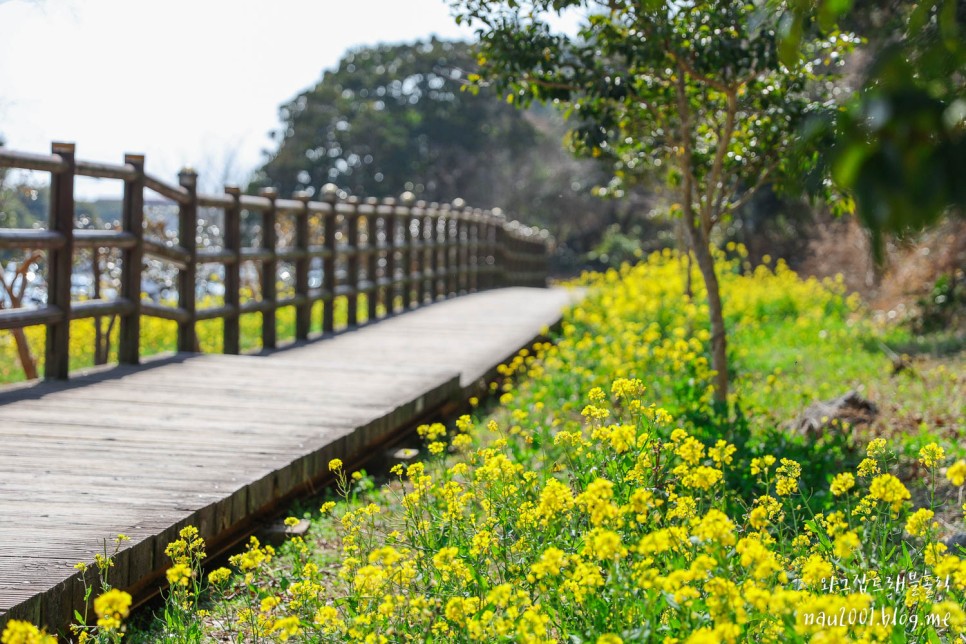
[0,286,576,634]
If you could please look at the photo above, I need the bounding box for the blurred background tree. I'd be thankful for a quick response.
[252,38,668,271]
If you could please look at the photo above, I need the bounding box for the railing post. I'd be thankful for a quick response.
[259,188,278,349]
[118,154,145,365]
[469,209,480,293]
[321,183,338,334]
[223,186,242,354]
[45,142,75,380]
[436,203,449,299]
[293,191,312,341]
[539,229,551,287]
[493,209,507,289]
[383,197,397,315]
[345,196,360,327]
[415,200,428,305]
[400,192,415,310]
[177,168,198,352]
[365,197,379,322]
[479,211,493,291]
[449,198,465,297]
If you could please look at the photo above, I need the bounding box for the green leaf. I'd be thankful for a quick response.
[831,143,869,187]
[939,0,959,47]
[907,0,939,34]
[778,14,803,67]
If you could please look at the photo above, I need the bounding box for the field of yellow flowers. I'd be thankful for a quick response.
[3,248,964,643]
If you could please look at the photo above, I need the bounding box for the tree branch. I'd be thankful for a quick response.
[674,64,704,248]
[670,52,731,94]
[702,89,738,237]
[519,74,582,94]
[724,165,776,214]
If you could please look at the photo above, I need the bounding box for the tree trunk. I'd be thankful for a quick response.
[691,237,728,405]
[676,219,693,299]
[11,328,38,380]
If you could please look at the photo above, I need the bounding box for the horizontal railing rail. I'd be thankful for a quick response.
[0,142,552,380]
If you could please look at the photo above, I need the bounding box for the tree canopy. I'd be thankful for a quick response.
[454,0,851,403]
[255,39,537,203]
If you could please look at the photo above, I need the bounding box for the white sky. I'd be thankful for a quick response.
[0,0,487,198]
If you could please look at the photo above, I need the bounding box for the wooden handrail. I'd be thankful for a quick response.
[0,142,553,381]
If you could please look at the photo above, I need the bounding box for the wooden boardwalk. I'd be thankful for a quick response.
[0,286,575,634]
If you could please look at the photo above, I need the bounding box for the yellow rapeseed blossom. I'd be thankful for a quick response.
[869,474,911,512]
[866,438,887,459]
[829,472,855,496]
[530,546,569,580]
[750,455,776,476]
[947,459,966,486]
[799,554,833,587]
[856,457,880,478]
[775,458,801,496]
[597,635,624,644]
[832,531,860,559]
[1,621,57,644]
[166,562,192,587]
[93,589,132,631]
[208,567,231,585]
[919,442,945,467]
[905,508,936,537]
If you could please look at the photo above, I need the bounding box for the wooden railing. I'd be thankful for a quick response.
[0,142,551,380]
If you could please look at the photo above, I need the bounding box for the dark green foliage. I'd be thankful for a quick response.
[256,39,536,203]
[254,38,646,254]
[786,0,965,256]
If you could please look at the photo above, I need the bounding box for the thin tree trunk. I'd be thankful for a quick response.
[674,63,729,407]
[676,219,693,299]
[11,328,38,380]
[691,236,728,405]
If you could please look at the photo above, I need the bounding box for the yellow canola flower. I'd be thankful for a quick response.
[166,562,193,587]
[868,474,911,512]
[829,472,854,496]
[597,635,624,644]
[691,508,736,547]
[93,589,132,632]
[271,615,302,641]
[919,442,945,467]
[866,438,887,458]
[905,508,936,537]
[832,531,860,559]
[775,458,801,496]
[208,566,231,585]
[750,455,776,476]
[575,478,620,526]
[530,546,569,580]
[947,459,966,486]
[856,457,880,477]
[1,621,57,644]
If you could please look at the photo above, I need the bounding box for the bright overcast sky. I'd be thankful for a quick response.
[0,0,490,197]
